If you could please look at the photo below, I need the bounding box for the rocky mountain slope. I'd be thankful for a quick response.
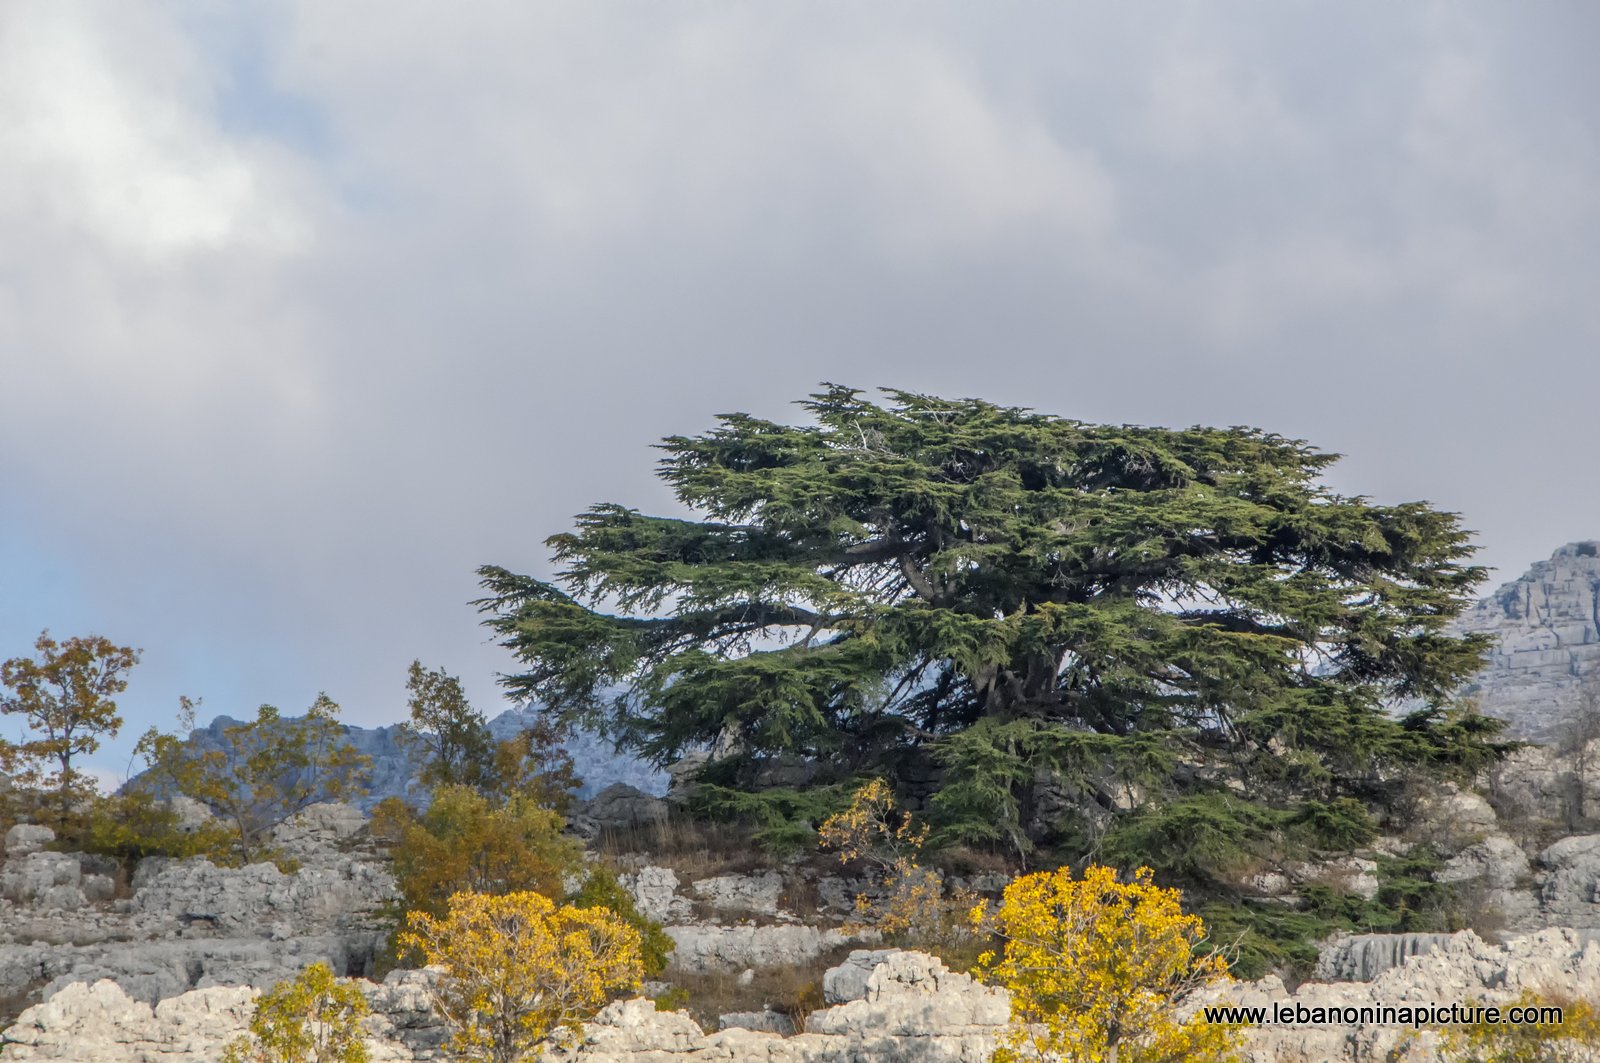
[7,769,1600,1060]
[1454,541,1600,741]
[0,805,395,1011]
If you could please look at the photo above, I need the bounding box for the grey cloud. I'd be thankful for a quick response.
[1,1,1596,776]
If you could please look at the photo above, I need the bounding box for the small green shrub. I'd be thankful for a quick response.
[567,866,674,978]
[688,780,860,854]
[80,791,239,870]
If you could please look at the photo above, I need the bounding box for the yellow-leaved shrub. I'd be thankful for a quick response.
[221,961,370,1063]
[1438,989,1600,1062]
[971,864,1238,1063]
[398,890,643,1063]
[819,779,976,956]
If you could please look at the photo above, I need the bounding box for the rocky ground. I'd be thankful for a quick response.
[7,933,1600,1062]
[4,767,1600,1061]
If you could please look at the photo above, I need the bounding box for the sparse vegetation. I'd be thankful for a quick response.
[818,779,977,960]
[80,789,238,871]
[1438,988,1600,1062]
[372,784,582,922]
[136,695,371,864]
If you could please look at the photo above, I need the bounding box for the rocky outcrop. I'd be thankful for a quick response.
[569,785,670,840]
[689,871,786,918]
[1198,927,1600,1062]
[0,970,453,1061]
[665,924,873,974]
[15,936,1600,1063]
[1454,541,1600,741]
[618,866,692,924]
[1313,933,1461,982]
[0,805,397,1015]
[0,980,258,1061]
[0,951,1004,1063]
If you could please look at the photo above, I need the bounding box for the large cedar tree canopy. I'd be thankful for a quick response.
[478,386,1500,856]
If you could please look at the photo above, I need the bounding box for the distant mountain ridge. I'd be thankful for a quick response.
[153,704,666,812]
[1454,541,1600,742]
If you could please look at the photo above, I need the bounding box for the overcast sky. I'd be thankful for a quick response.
[3,2,1597,784]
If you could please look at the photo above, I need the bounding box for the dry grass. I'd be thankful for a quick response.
[594,815,771,882]
[661,945,858,1033]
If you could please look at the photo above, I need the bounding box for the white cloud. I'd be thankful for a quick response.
[0,4,306,258]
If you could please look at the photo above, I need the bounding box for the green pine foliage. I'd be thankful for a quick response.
[687,777,864,853]
[479,386,1510,884]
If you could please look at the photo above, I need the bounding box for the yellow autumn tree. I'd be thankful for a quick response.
[399,890,643,1063]
[221,961,370,1063]
[971,864,1238,1063]
[818,778,974,954]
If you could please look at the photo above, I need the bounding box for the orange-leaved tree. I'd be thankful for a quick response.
[971,864,1238,1063]
[399,890,642,1063]
[0,631,140,831]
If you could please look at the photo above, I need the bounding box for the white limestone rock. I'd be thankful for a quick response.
[665,924,871,974]
[4,825,55,858]
[1,852,88,910]
[0,979,256,1061]
[717,1009,795,1035]
[1313,933,1461,982]
[804,950,1009,1037]
[690,871,785,917]
[619,866,691,924]
[1439,833,1531,891]
[131,855,396,932]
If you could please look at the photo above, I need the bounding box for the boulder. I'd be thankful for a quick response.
[666,924,872,974]
[4,825,54,858]
[1535,833,1600,925]
[1439,833,1531,891]
[1,853,88,910]
[804,951,1009,1037]
[573,784,670,836]
[618,866,690,924]
[689,871,785,917]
